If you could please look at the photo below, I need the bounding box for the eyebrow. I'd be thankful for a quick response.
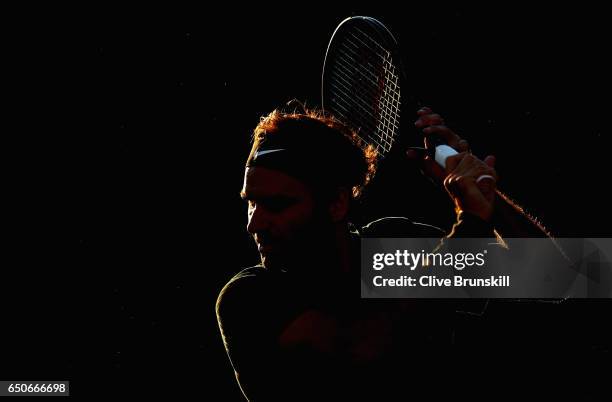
[240,191,298,204]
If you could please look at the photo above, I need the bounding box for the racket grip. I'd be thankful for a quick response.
[427,135,458,167]
[430,138,495,186]
[434,144,458,168]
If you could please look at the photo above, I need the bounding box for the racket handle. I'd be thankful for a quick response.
[434,144,458,167]
[429,137,494,185]
[427,136,458,167]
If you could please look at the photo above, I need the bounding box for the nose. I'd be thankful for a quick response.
[246,204,269,235]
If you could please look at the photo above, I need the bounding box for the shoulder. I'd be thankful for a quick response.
[359,217,445,238]
[216,265,268,319]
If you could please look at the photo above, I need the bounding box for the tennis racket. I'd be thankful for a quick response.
[321,16,492,184]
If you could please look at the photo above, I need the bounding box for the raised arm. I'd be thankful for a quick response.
[410,106,562,240]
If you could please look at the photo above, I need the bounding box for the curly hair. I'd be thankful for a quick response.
[247,105,378,200]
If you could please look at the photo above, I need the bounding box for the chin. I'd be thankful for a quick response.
[260,253,274,268]
[260,253,285,271]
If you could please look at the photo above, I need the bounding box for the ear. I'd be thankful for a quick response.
[328,187,350,223]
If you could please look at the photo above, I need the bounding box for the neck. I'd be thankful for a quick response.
[272,222,354,276]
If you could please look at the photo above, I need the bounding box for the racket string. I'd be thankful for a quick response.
[332,55,384,109]
[379,53,401,148]
[333,47,398,152]
[324,20,403,157]
[336,43,385,92]
[347,28,401,153]
[353,25,389,54]
[340,37,384,84]
[331,97,389,153]
[329,67,394,151]
[328,74,384,136]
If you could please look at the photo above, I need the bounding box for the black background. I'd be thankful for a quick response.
[8,3,611,400]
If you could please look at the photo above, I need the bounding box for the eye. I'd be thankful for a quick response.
[263,198,295,213]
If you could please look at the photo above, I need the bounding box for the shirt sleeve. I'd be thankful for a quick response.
[215,270,282,400]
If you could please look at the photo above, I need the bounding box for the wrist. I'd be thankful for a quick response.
[448,210,496,238]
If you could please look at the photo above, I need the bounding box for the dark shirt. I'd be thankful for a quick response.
[216,217,464,400]
[216,216,597,400]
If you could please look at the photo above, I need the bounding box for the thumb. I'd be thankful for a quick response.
[484,155,496,168]
[405,148,422,162]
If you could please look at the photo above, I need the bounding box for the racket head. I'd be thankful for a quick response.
[322,16,407,159]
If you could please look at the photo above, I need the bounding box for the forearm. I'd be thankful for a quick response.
[491,190,552,238]
[450,190,573,279]
[447,211,496,238]
[448,190,552,239]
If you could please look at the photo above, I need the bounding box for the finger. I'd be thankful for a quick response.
[405,148,421,161]
[443,173,472,198]
[444,156,498,215]
[423,125,462,150]
[476,166,498,182]
[477,155,497,194]
[462,158,497,197]
[417,106,433,116]
[443,173,456,193]
[476,175,496,201]
[445,172,493,206]
[422,155,447,181]
[443,152,469,173]
[449,153,498,183]
[405,149,446,182]
[460,155,498,181]
[476,174,495,183]
[415,113,445,128]
[458,139,470,152]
